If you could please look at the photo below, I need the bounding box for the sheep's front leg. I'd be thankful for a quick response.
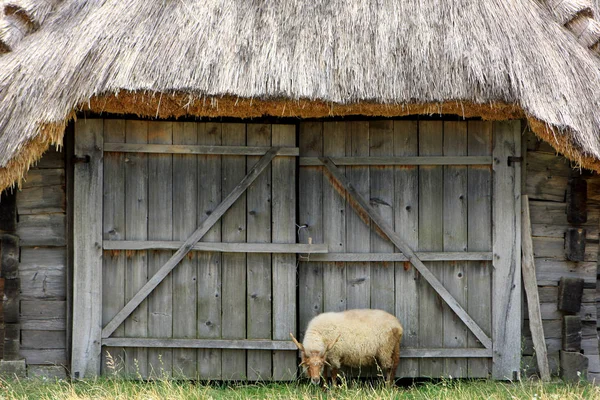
[322,366,329,389]
[331,368,338,387]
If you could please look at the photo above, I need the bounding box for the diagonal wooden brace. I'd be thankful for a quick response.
[102,147,284,338]
[320,157,493,349]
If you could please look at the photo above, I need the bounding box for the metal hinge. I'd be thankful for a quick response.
[507,156,523,166]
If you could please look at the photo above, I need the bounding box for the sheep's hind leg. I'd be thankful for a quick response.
[331,368,338,387]
[386,345,400,386]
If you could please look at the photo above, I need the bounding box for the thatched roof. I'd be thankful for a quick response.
[2,0,600,189]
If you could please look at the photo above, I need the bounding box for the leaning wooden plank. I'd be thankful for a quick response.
[442,121,468,378]
[246,123,273,380]
[147,121,174,378]
[102,147,283,339]
[492,121,522,380]
[322,121,347,312]
[197,122,223,380]
[319,157,493,350]
[466,120,493,378]
[369,120,395,314]
[124,120,149,378]
[172,122,198,378]
[304,252,491,262]
[72,119,103,379]
[418,121,444,378]
[104,143,298,156]
[522,195,550,382]
[220,123,247,380]
[272,125,297,381]
[103,241,327,253]
[393,120,419,378]
[102,119,126,375]
[300,156,493,166]
[298,122,324,342]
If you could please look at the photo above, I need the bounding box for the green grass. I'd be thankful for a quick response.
[0,378,599,400]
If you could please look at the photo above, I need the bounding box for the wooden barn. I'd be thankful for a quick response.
[1,0,600,382]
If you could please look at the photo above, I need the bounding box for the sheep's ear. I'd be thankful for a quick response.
[290,333,305,352]
[326,334,341,352]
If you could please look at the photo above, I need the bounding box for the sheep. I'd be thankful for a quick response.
[290,309,403,386]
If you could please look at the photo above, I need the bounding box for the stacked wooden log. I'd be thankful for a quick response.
[559,278,589,381]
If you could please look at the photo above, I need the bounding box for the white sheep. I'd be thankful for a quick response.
[290,309,403,386]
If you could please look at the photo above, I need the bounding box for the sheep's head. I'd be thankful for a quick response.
[290,333,340,385]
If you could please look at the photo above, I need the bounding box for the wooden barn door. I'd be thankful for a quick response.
[297,120,521,380]
[72,120,312,380]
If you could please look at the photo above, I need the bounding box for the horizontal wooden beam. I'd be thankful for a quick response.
[303,252,492,262]
[300,156,492,166]
[103,241,328,254]
[104,143,299,156]
[101,338,491,358]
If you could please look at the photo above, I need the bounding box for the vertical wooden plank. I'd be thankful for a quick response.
[369,121,395,314]
[172,122,198,378]
[346,121,370,310]
[221,123,247,380]
[467,121,493,378]
[272,124,297,380]
[246,124,273,380]
[102,120,126,375]
[72,119,103,378]
[298,122,323,340]
[492,120,522,380]
[442,121,468,377]
[197,123,222,380]
[418,120,444,378]
[147,121,173,378]
[124,120,149,378]
[323,122,346,312]
[394,120,419,378]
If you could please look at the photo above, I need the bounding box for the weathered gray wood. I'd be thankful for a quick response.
[104,241,327,253]
[393,120,419,378]
[539,302,596,321]
[322,122,347,314]
[3,278,19,323]
[418,121,444,377]
[27,365,67,379]
[319,157,493,349]
[72,118,103,379]
[104,338,297,350]
[567,176,587,224]
[17,185,65,215]
[558,277,585,313]
[104,142,298,156]
[560,350,588,382]
[530,201,599,227]
[272,125,297,381]
[1,234,19,279]
[101,119,126,375]
[442,121,468,377]
[299,156,492,166]
[401,349,492,358]
[21,319,66,330]
[491,120,521,380]
[21,331,66,349]
[221,123,247,380]
[533,237,596,262]
[124,120,149,378]
[298,122,324,342]
[21,349,67,366]
[33,146,64,169]
[21,300,66,319]
[197,122,222,380]
[369,121,395,315]
[0,190,17,232]
[246,123,272,380]
[565,228,586,262]
[521,195,550,382]
[17,214,66,246]
[172,122,198,378]
[22,168,65,188]
[562,316,582,352]
[3,323,20,360]
[538,287,596,303]
[303,252,491,262]
[147,121,174,378]
[534,260,596,286]
[345,121,371,310]
[102,147,283,339]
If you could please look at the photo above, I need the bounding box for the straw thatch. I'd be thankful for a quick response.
[2,0,600,190]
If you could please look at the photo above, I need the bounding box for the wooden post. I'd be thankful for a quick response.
[521,195,550,381]
[72,119,104,378]
[491,121,521,380]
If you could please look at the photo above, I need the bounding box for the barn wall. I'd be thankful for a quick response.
[523,128,600,381]
[15,146,68,379]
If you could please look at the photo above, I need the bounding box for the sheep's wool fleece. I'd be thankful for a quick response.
[303,309,403,369]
